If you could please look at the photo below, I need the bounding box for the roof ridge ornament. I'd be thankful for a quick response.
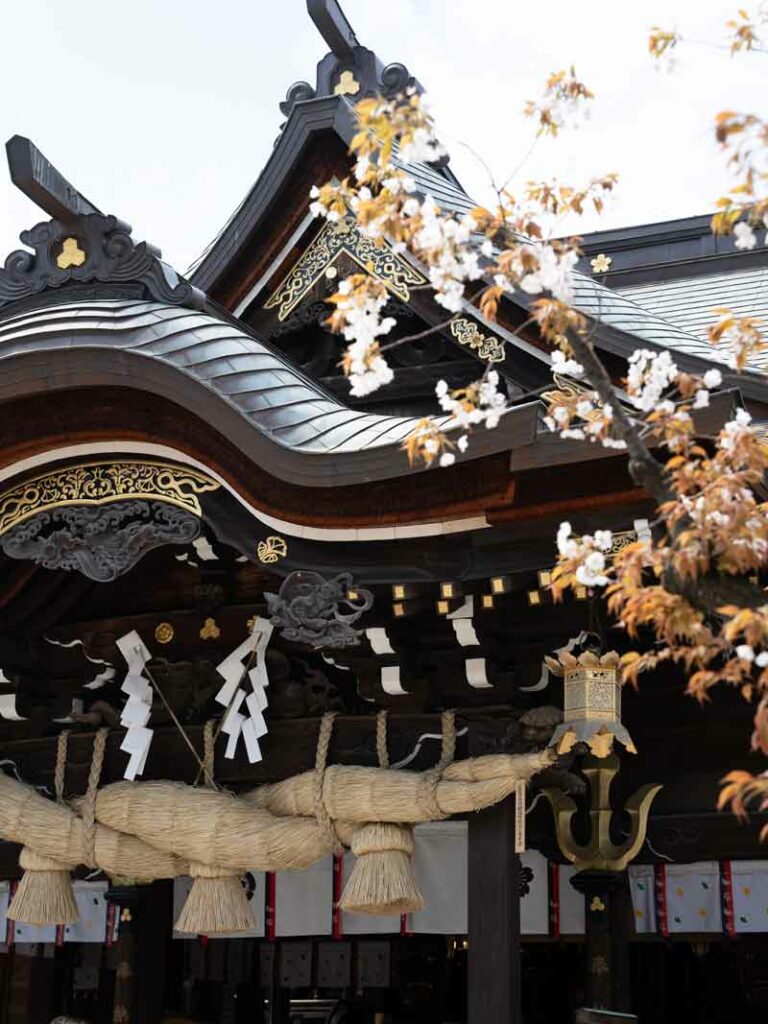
[1,136,206,313]
[0,213,206,313]
[280,0,423,119]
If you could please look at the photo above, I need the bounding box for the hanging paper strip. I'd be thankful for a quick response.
[116,630,153,780]
[215,619,273,763]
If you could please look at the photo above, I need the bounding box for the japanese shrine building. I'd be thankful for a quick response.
[0,3,766,1024]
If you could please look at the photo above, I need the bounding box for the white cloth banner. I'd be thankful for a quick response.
[559,866,586,935]
[64,882,111,943]
[664,861,722,933]
[0,881,8,945]
[731,860,768,933]
[629,864,657,935]
[520,850,549,935]
[275,856,333,937]
[409,821,468,934]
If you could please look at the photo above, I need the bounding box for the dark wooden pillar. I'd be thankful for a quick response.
[106,880,170,1024]
[134,881,172,1024]
[468,795,522,1024]
[570,871,634,1016]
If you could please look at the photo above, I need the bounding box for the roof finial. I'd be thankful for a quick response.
[6,136,102,225]
[306,0,360,59]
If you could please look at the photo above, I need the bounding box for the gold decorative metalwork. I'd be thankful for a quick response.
[154,622,175,644]
[590,253,612,274]
[449,318,505,363]
[543,754,662,872]
[334,70,361,96]
[264,218,426,321]
[200,617,221,640]
[257,535,288,564]
[545,650,636,758]
[56,237,86,269]
[0,460,219,537]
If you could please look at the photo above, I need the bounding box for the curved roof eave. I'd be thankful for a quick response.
[0,296,539,487]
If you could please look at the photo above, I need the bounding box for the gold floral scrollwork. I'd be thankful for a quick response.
[264,218,426,321]
[257,535,288,564]
[449,317,506,363]
[0,460,219,537]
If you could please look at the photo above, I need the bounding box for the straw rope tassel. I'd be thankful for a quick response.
[174,721,255,935]
[339,709,443,916]
[8,729,82,926]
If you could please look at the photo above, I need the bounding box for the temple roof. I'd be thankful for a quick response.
[0,295,539,486]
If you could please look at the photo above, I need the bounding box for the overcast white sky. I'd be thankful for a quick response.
[0,1,764,272]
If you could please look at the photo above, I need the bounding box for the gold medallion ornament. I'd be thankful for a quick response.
[0,460,219,537]
[449,318,506,363]
[200,618,221,641]
[334,70,361,96]
[590,253,612,274]
[264,219,426,320]
[56,237,87,269]
[257,535,288,564]
[154,622,175,645]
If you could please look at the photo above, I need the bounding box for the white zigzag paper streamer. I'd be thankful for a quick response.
[215,619,273,764]
[116,630,153,780]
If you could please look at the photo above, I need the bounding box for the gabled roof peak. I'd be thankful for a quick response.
[1,136,205,315]
[279,0,423,120]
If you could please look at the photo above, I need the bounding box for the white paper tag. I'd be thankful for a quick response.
[241,717,263,763]
[246,688,268,718]
[224,727,241,759]
[121,674,152,701]
[0,694,25,721]
[221,693,246,735]
[120,724,153,756]
[116,631,151,674]
[120,700,152,727]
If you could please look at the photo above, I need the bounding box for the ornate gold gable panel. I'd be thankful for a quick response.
[264,218,427,321]
[0,460,219,537]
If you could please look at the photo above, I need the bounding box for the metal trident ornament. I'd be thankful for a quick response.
[543,754,662,872]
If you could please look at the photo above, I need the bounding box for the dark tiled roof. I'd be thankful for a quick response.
[0,297,539,483]
[617,266,768,369]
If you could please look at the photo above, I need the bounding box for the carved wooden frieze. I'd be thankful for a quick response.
[0,460,219,536]
[264,218,426,321]
[0,499,201,582]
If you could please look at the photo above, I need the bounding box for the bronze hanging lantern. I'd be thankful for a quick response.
[545,650,636,759]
